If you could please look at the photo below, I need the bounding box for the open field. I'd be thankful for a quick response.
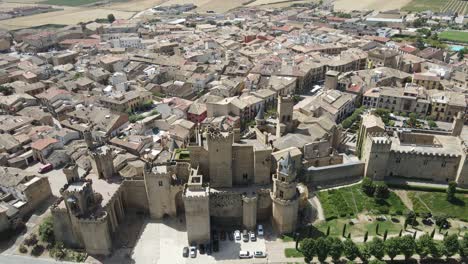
[334,0,412,12]
[0,7,135,30]
[39,0,122,6]
[439,31,468,43]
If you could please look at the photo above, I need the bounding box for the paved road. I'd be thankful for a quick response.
[0,254,76,264]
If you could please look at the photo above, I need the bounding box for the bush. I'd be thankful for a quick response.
[374,183,390,199]
[31,245,44,257]
[446,181,457,202]
[24,234,38,247]
[39,217,54,244]
[19,244,28,254]
[362,177,376,197]
[434,214,449,228]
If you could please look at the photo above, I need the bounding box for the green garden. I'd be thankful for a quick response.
[438,31,468,44]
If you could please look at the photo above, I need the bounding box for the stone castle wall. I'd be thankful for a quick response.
[303,161,364,187]
[121,180,149,213]
[210,191,242,227]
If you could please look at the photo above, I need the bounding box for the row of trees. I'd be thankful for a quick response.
[361,178,389,199]
[299,233,468,263]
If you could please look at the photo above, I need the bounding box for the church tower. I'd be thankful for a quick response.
[271,152,299,234]
[276,96,294,137]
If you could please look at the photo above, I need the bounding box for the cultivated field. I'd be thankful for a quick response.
[439,31,468,43]
[334,0,412,12]
[442,0,468,15]
[403,0,468,14]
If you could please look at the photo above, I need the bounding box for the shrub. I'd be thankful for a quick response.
[24,234,38,247]
[446,181,457,202]
[39,217,54,244]
[374,183,389,199]
[19,244,28,254]
[362,177,375,196]
[31,245,44,257]
[434,214,449,228]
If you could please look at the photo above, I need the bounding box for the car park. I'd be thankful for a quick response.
[189,246,197,258]
[254,251,267,258]
[239,250,253,259]
[182,247,189,257]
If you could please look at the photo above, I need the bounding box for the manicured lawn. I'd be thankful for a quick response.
[284,248,303,258]
[408,191,468,220]
[317,184,407,220]
[438,31,468,43]
[402,0,446,12]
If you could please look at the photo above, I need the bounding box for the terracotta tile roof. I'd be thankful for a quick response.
[31,137,58,151]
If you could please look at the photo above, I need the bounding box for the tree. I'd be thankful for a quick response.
[0,85,13,96]
[374,183,389,199]
[383,230,388,241]
[430,241,444,259]
[315,237,330,263]
[430,228,435,238]
[107,13,115,23]
[428,120,437,128]
[458,47,468,61]
[385,237,400,261]
[399,229,403,237]
[376,223,380,235]
[369,237,385,260]
[446,181,457,202]
[301,238,316,263]
[405,211,417,227]
[460,233,468,258]
[343,239,359,261]
[364,231,369,242]
[399,235,416,260]
[416,233,434,259]
[326,226,330,236]
[362,177,375,196]
[369,259,386,264]
[434,214,449,228]
[415,37,425,50]
[328,237,343,263]
[343,224,347,238]
[359,243,372,263]
[38,217,54,244]
[443,234,459,257]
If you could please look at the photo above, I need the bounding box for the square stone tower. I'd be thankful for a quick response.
[206,127,233,188]
[276,96,294,137]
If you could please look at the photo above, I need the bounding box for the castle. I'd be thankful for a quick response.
[359,112,468,187]
[51,96,304,255]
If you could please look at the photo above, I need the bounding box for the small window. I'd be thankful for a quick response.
[396,157,401,164]
[243,174,248,181]
[158,181,163,186]
[423,160,428,165]
[281,177,285,181]
[442,161,447,168]
[279,191,283,198]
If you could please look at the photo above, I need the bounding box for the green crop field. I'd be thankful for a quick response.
[402,0,446,12]
[438,31,468,43]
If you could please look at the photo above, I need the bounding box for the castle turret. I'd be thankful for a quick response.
[83,129,94,150]
[271,152,299,234]
[91,146,115,179]
[63,163,79,184]
[361,132,392,181]
[276,96,294,137]
[255,104,266,127]
[144,164,180,219]
[183,167,210,244]
[206,127,233,187]
[451,112,464,137]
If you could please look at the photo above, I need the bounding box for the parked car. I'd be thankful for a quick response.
[199,244,205,254]
[254,251,267,258]
[228,231,234,241]
[257,224,264,237]
[239,250,253,259]
[189,246,197,258]
[249,231,256,241]
[183,247,189,257]
[234,230,241,241]
[38,163,53,174]
[242,230,249,242]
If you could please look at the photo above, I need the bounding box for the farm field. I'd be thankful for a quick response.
[0,7,135,30]
[39,0,122,6]
[334,0,412,12]
[403,0,468,14]
[438,31,468,43]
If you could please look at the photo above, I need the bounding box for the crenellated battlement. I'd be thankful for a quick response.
[368,132,392,145]
[391,149,461,158]
[60,179,93,196]
[76,210,108,224]
[206,126,233,142]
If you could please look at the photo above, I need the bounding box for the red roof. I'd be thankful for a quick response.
[31,137,59,151]
[399,45,417,53]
